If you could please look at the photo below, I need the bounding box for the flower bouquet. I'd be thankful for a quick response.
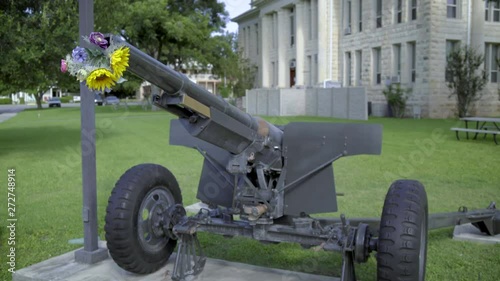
[61,32,130,92]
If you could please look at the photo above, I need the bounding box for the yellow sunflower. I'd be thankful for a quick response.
[110,47,130,78]
[86,68,117,91]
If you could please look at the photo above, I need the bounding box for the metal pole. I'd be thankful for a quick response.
[74,0,108,264]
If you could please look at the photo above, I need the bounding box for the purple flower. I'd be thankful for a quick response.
[72,47,88,63]
[89,32,108,49]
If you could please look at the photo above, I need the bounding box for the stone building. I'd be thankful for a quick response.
[233,0,500,118]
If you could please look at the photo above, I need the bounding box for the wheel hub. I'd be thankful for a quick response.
[162,204,187,240]
[137,187,176,253]
[150,203,169,237]
[354,223,372,263]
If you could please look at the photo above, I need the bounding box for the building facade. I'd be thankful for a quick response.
[233,0,500,118]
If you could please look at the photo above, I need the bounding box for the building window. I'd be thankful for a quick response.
[356,50,362,86]
[290,8,295,46]
[408,42,416,83]
[485,0,500,22]
[396,0,403,23]
[255,23,259,55]
[247,25,251,57]
[359,0,363,31]
[309,0,318,39]
[272,13,277,49]
[486,0,490,21]
[376,0,382,27]
[347,0,352,31]
[241,27,246,57]
[446,40,460,82]
[308,0,313,40]
[373,47,382,85]
[447,0,458,19]
[492,45,499,83]
[345,52,352,86]
[313,54,318,85]
[492,0,500,22]
[485,43,499,83]
[271,61,277,87]
[411,0,417,20]
[245,27,250,57]
[393,44,401,77]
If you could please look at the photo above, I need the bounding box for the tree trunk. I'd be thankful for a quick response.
[150,84,160,111]
[457,93,469,117]
[35,92,43,109]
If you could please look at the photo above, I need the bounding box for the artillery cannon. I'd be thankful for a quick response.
[103,35,500,281]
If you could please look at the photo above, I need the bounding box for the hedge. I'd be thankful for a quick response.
[0,98,12,105]
[60,96,72,103]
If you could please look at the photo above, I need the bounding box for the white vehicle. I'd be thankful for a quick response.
[47,97,61,108]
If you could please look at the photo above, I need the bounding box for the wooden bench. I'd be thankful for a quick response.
[450,128,500,144]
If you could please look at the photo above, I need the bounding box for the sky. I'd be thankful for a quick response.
[222,0,251,33]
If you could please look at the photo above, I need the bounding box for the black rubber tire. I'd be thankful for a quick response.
[377,180,428,281]
[104,163,182,274]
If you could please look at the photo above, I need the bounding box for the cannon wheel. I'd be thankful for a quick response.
[105,164,182,274]
[377,180,428,281]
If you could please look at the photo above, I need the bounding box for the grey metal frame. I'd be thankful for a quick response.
[74,0,108,264]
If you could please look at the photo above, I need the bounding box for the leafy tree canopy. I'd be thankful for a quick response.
[0,0,79,107]
[0,0,240,103]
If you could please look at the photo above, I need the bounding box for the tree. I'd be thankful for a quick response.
[208,33,257,98]
[96,0,229,101]
[0,0,231,106]
[383,84,412,118]
[0,0,79,109]
[112,0,227,67]
[446,45,488,117]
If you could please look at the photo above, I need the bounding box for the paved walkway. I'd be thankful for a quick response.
[13,241,339,281]
[0,113,17,123]
[0,104,27,123]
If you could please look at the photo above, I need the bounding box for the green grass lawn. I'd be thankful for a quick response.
[0,106,499,281]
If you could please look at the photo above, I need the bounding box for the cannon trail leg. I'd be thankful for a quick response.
[172,232,206,281]
[340,251,356,281]
[171,213,206,281]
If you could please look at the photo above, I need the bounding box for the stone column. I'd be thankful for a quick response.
[277,9,288,87]
[261,14,271,87]
[295,1,306,86]
[317,0,328,83]
[470,0,485,53]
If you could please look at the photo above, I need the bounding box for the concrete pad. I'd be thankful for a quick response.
[453,223,500,244]
[13,241,339,281]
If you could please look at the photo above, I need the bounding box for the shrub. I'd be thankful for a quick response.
[383,84,412,118]
[60,96,72,103]
[0,98,12,105]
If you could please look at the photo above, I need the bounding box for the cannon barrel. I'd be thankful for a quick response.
[110,35,283,165]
